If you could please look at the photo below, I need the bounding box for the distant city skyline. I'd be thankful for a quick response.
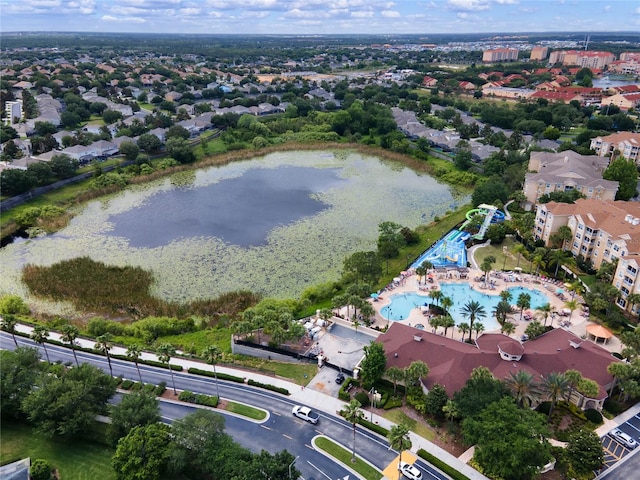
[1,0,639,36]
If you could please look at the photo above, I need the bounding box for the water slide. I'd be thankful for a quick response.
[475,205,497,239]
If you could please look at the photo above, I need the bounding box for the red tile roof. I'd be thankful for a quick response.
[377,322,619,399]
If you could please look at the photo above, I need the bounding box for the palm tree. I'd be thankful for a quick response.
[458,322,470,341]
[388,423,412,479]
[481,255,496,285]
[536,303,552,326]
[517,293,531,322]
[501,321,516,336]
[626,293,640,320]
[405,361,429,389]
[95,334,114,377]
[506,370,540,408]
[556,225,573,251]
[514,243,527,268]
[1,314,19,346]
[563,299,579,322]
[31,325,50,363]
[387,366,405,396]
[202,344,223,400]
[415,264,427,285]
[472,322,485,340]
[126,344,144,384]
[342,399,364,462]
[564,369,583,404]
[493,300,512,326]
[500,290,513,303]
[157,343,177,395]
[442,400,458,424]
[61,324,80,366]
[441,296,453,316]
[441,315,455,338]
[428,315,441,334]
[549,249,567,277]
[542,372,569,418]
[460,300,486,343]
[429,290,443,307]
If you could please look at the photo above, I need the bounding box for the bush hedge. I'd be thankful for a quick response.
[188,367,244,383]
[120,379,134,390]
[178,390,219,408]
[354,391,370,407]
[383,396,403,410]
[247,379,289,396]
[338,378,355,401]
[584,408,603,425]
[417,449,469,480]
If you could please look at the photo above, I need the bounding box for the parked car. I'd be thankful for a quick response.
[335,372,345,384]
[610,428,637,449]
[292,405,320,424]
[399,461,423,480]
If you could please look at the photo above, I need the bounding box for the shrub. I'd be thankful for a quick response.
[383,396,403,410]
[179,391,196,403]
[30,459,53,480]
[188,367,244,383]
[195,394,218,407]
[247,379,289,396]
[354,391,370,407]
[155,381,167,396]
[584,408,603,425]
[120,379,134,390]
[537,401,551,416]
[338,378,354,401]
[143,383,157,394]
[357,417,388,436]
[0,294,30,315]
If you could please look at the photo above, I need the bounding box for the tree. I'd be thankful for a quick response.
[424,384,449,419]
[493,299,511,325]
[525,320,547,339]
[386,366,404,395]
[49,154,78,179]
[22,363,117,438]
[360,341,386,387]
[457,322,470,341]
[462,397,552,480]
[119,140,140,161]
[405,360,429,388]
[536,303,552,326]
[472,322,485,340]
[443,399,458,424]
[453,368,510,420]
[480,255,496,285]
[564,298,579,321]
[471,178,509,207]
[126,344,144,384]
[27,162,53,186]
[166,137,195,164]
[137,133,162,153]
[30,459,52,480]
[454,140,472,170]
[377,221,406,269]
[0,347,42,419]
[501,321,516,336]
[440,315,456,337]
[0,313,19,346]
[108,391,161,446]
[516,293,531,322]
[505,370,540,408]
[542,371,569,418]
[60,324,80,366]
[460,300,486,343]
[343,251,382,285]
[112,423,174,480]
[95,333,114,377]
[341,399,364,462]
[566,430,604,477]
[388,423,412,480]
[156,343,177,395]
[513,243,527,268]
[31,325,51,363]
[202,345,222,400]
[604,157,638,201]
[0,168,33,195]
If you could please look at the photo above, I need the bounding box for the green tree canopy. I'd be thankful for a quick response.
[360,341,386,387]
[604,157,638,201]
[0,347,43,419]
[462,397,552,480]
[108,391,161,446]
[112,423,175,480]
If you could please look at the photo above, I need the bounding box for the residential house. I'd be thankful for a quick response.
[61,144,98,163]
[376,322,619,411]
[523,150,617,206]
[89,140,118,158]
[422,76,438,88]
[600,93,640,112]
[590,132,640,163]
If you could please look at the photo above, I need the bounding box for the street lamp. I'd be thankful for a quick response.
[288,455,299,480]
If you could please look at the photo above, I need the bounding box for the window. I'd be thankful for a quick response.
[614,245,620,252]
[628,265,637,275]
[578,224,583,230]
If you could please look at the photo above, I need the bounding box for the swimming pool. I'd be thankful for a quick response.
[379,283,551,332]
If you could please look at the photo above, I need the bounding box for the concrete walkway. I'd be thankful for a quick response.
[13,323,489,480]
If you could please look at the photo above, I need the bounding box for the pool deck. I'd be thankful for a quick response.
[368,264,622,354]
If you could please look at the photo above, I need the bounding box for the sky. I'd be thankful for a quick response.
[0,0,639,36]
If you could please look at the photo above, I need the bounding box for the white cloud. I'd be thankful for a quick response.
[381,10,400,18]
[30,0,61,7]
[101,14,146,23]
[447,0,490,11]
[351,10,374,18]
[178,7,200,15]
[206,0,280,9]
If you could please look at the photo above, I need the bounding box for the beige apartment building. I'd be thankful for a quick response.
[548,50,615,69]
[590,132,640,163]
[534,199,640,270]
[523,151,618,205]
[529,46,548,62]
[614,253,640,314]
[482,48,518,63]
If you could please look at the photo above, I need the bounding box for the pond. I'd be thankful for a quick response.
[0,150,469,312]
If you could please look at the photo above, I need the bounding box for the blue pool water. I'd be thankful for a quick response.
[380,283,551,332]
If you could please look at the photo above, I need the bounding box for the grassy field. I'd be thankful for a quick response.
[472,236,528,273]
[0,421,116,480]
[313,436,383,480]
[380,409,436,441]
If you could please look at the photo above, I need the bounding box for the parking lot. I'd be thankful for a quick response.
[598,412,640,476]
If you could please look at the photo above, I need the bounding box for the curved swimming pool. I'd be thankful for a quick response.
[379,283,551,332]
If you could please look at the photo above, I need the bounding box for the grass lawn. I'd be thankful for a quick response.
[472,236,529,273]
[0,420,116,480]
[313,436,383,480]
[380,409,436,441]
[223,401,267,420]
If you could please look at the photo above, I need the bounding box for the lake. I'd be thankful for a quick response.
[0,150,469,312]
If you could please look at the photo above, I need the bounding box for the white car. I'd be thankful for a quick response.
[611,428,637,449]
[292,405,320,424]
[399,461,422,480]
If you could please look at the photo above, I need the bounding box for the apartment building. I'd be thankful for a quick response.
[601,92,640,112]
[590,132,640,163]
[3,100,23,125]
[614,254,640,314]
[535,199,640,271]
[529,46,548,62]
[482,48,518,63]
[523,150,618,205]
[548,50,615,69]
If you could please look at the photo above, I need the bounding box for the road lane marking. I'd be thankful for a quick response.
[307,461,331,480]
[282,434,293,440]
[260,425,272,431]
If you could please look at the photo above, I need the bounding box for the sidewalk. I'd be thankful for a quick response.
[14,322,489,480]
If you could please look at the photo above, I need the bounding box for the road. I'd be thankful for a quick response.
[2,333,451,480]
